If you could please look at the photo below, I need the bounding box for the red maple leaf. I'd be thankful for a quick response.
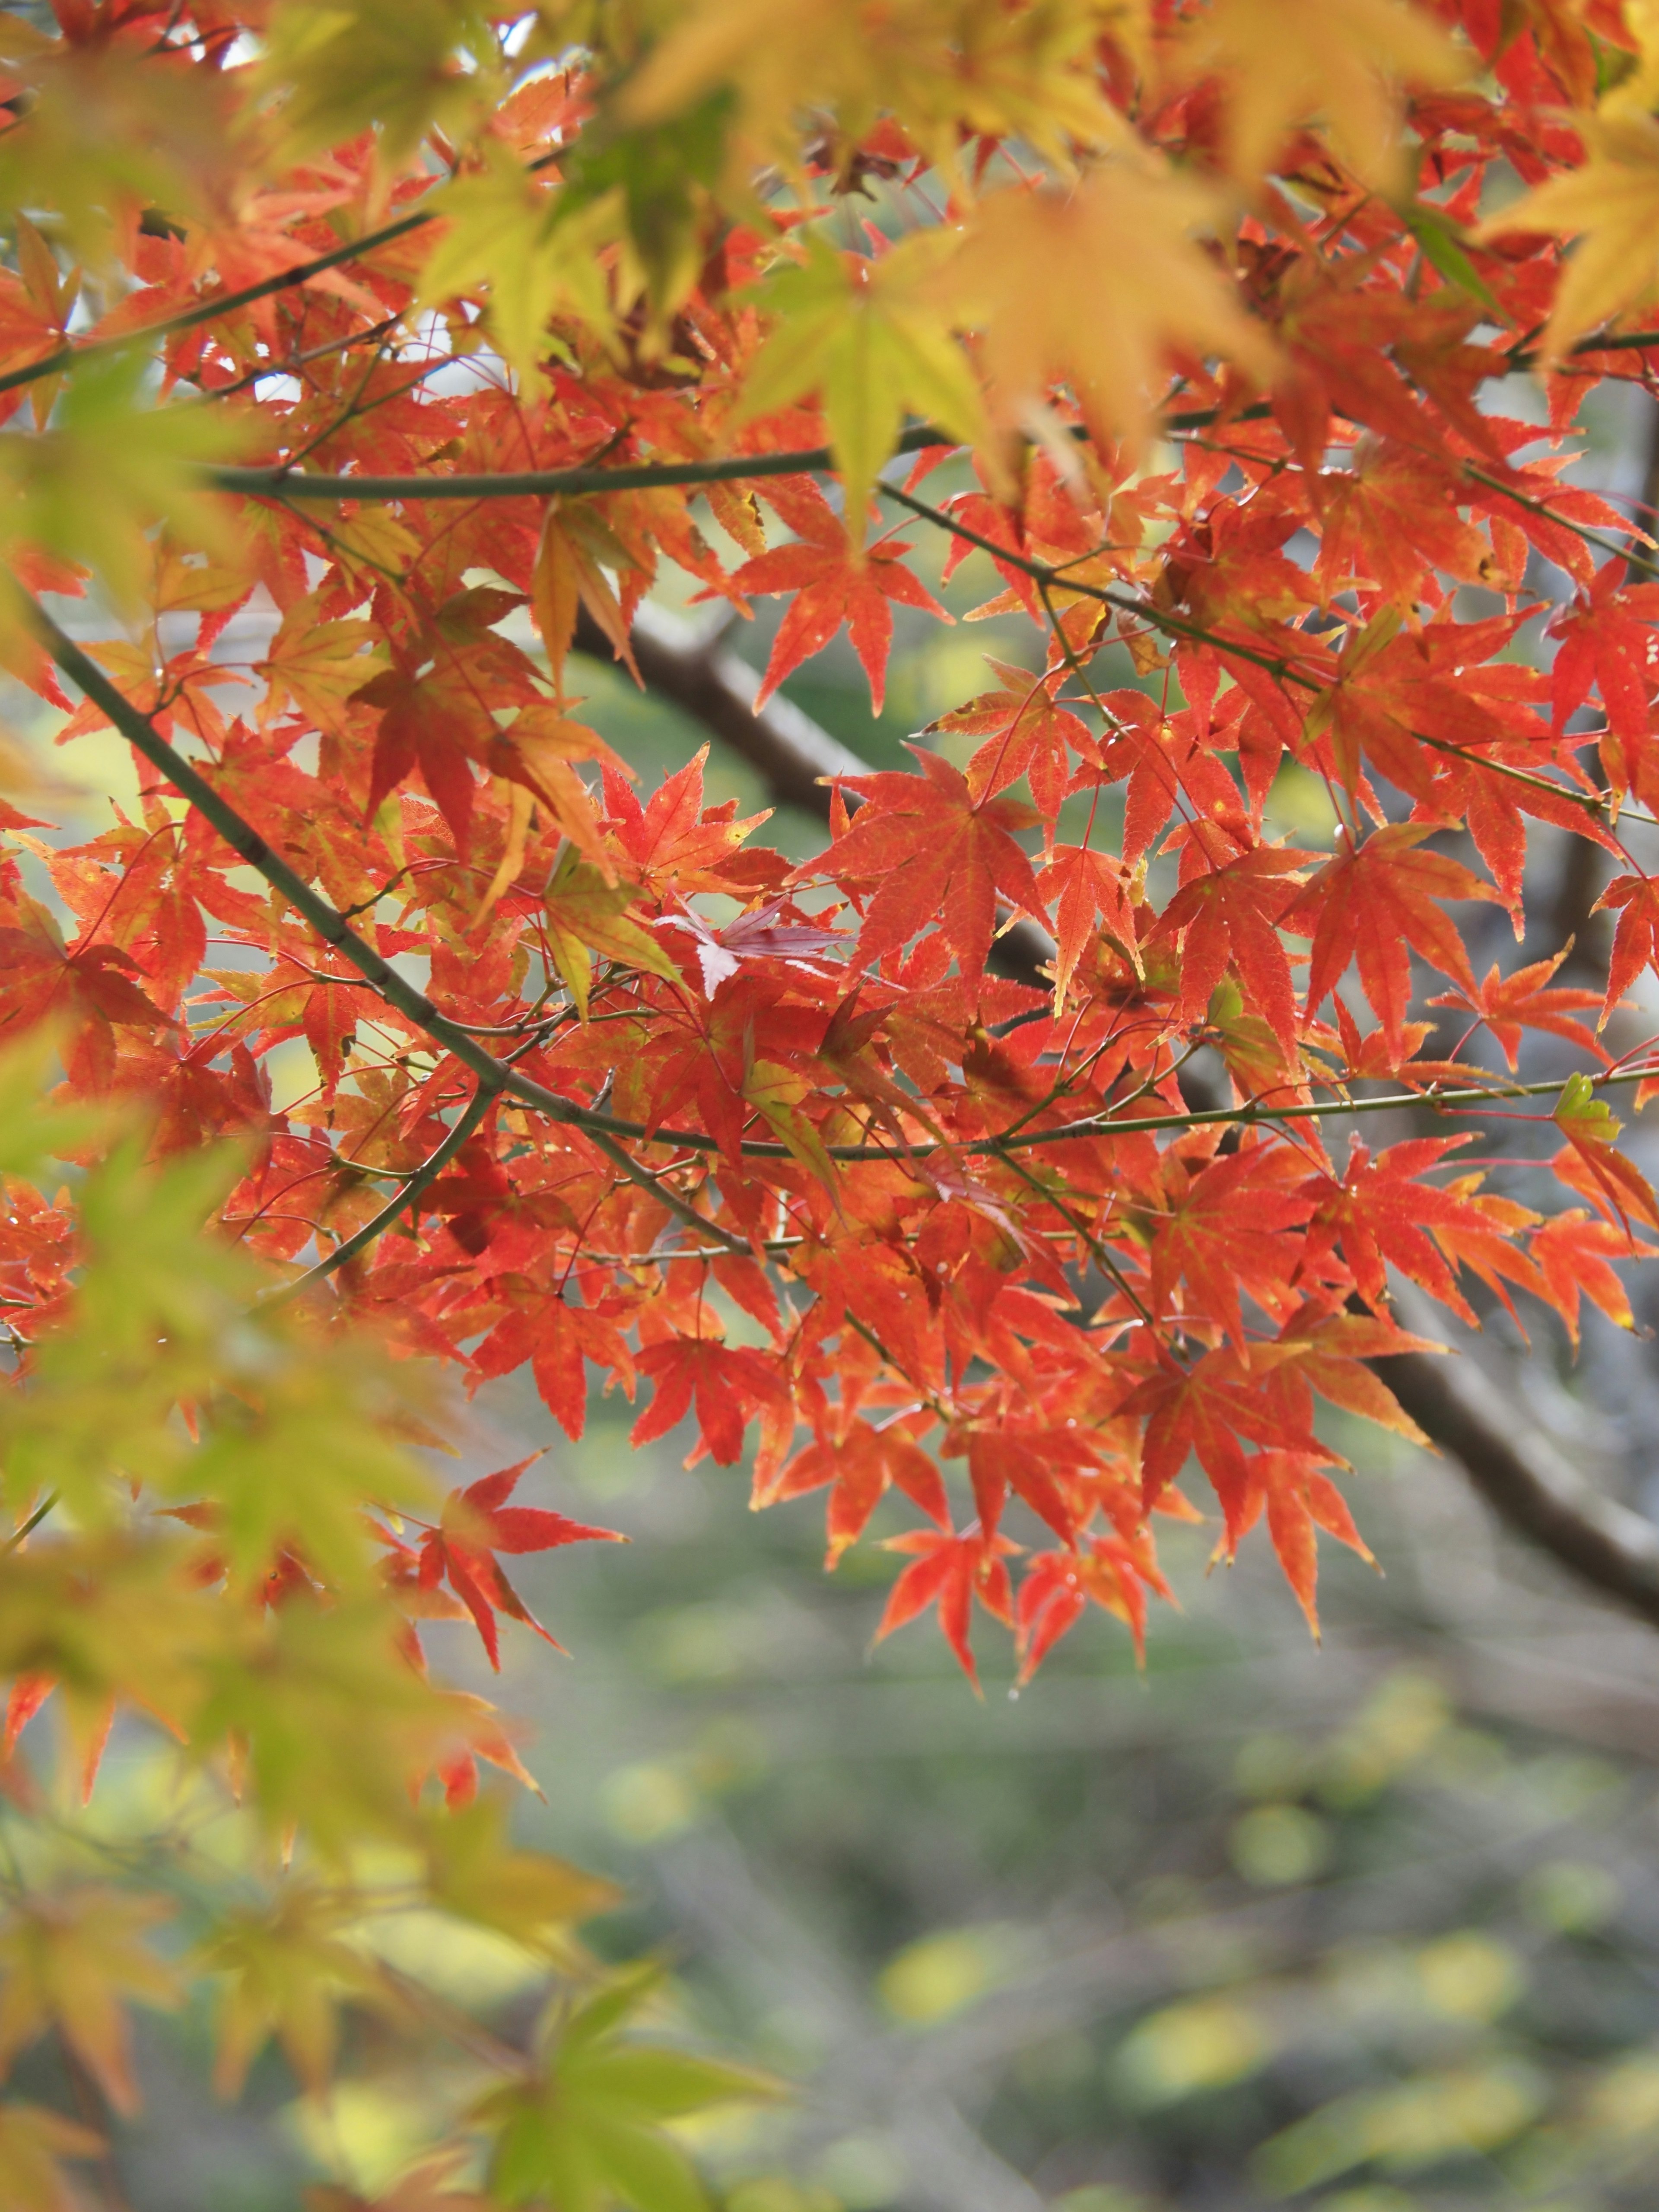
[1428,950,1606,1071]
[1014,1530,1174,1677]
[966,1425,1106,1545]
[632,1335,791,1466]
[1218,1449,1376,1639]
[1299,1138,1545,1327]
[732,504,948,715]
[1283,823,1501,1057]
[1147,1144,1315,1348]
[1595,871,1659,1027]
[874,1525,1021,1691]
[417,1458,623,1669]
[1155,844,1311,1056]
[816,747,1046,978]
[1552,1075,1659,1237]
[766,1417,950,1563]
[928,657,1095,817]
[1531,1210,1650,1347]
[1548,568,1659,805]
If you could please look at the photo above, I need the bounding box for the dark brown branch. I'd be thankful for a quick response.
[1375,1339,1659,1632]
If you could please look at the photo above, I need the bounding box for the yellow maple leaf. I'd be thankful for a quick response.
[0,1888,182,2117]
[1477,111,1659,361]
[1609,0,1659,118]
[0,2101,104,2212]
[737,231,986,542]
[1169,0,1466,191]
[416,151,621,386]
[532,499,642,702]
[257,594,388,734]
[937,165,1278,471]
[202,1883,391,2098]
[622,0,1133,175]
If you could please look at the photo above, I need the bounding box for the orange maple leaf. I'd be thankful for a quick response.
[1283,823,1501,1056]
[817,748,1046,978]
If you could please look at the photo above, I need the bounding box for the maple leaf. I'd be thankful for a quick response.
[1594,871,1659,1026]
[0,2101,105,2212]
[417,150,618,385]
[418,1459,624,1670]
[1036,840,1140,1012]
[541,846,683,1020]
[816,748,1046,979]
[965,1425,1109,1546]
[1428,952,1605,1073]
[257,595,386,734]
[1300,1137,1543,1328]
[731,504,947,715]
[938,165,1278,467]
[0,1888,182,2117]
[1552,1072,1659,1236]
[1015,1531,1175,1678]
[1155,845,1310,1056]
[1148,1145,1315,1349]
[1282,824,1501,1058]
[1477,111,1659,361]
[1219,1449,1377,1640]
[632,1336,790,1467]
[767,1417,950,1563]
[1545,567,1659,805]
[202,1883,388,2098]
[737,232,986,542]
[1118,1346,1306,1516]
[604,748,773,897]
[534,498,643,702]
[619,0,1129,172]
[928,656,1095,820]
[1271,1306,1440,1446]
[1173,0,1465,191]
[657,896,842,997]
[875,1526,1021,1693]
[353,649,511,854]
[1531,1209,1649,1348]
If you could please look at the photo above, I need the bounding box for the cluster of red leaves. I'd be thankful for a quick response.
[5,0,1659,1696]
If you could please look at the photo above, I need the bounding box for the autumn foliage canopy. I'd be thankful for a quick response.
[5,0,1659,2196]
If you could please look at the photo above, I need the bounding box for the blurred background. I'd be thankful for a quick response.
[12,370,1659,2212]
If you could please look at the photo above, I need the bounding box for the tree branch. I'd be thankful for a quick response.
[273,1079,498,1301]
[20,592,749,1257]
[0,202,442,401]
[1375,1331,1659,1633]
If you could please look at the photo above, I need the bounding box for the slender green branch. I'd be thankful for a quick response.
[877,479,1300,678]
[2,1493,59,1556]
[273,1082,497,1301]
[0,204,441,401]
[24,590,1653,1182]
[22,592,747,1255]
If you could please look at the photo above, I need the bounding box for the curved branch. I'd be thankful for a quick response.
[20,591,747,1256]
[273,1080,497,1302]
[1374,1340,1659,1631]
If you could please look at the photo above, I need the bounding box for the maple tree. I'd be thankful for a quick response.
[7,0,1659,2198]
